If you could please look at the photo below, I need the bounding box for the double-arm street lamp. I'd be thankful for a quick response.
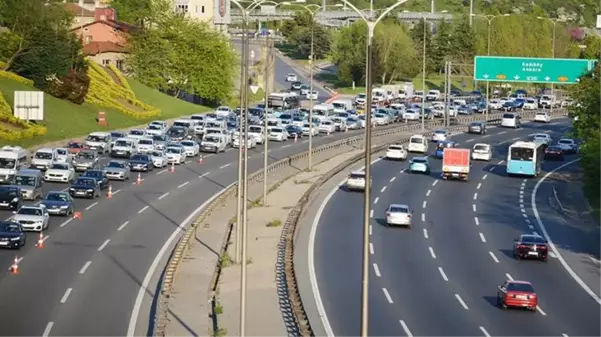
[333,1,409,335]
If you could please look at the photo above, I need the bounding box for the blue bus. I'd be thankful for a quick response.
[506,141,545,177]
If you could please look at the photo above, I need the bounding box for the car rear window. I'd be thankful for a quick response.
[389,145,403,150]
[503,113,515,119]
[474,145,488,151]
[349,173,365,179]
[507,282,534,292]
[389,206,408,213]
[521,235,546,244]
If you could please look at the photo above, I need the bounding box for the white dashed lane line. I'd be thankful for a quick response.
[177,181,190,189]
[505,273,514,281]
[479,233,487,243]
[426,189,431,196]
[537,306,547,316]
[138,205,149,214]
[369,210,374,218]
[200,171,211,178]
[482,174,488,180]
[399,320,413,337]
[512,137,520,141]
[474,217,480,226]
[389,176,396,182]
[466,139,474,143]
[473,193,478,200]
[382,288,394,304]
[432,180,438,186]
[85,202,98,210]
[79,261,92,274]
[429,247,436,259]
[60,288,73,304]
[158,192,170,200]
[479,326,491,337]
[455,294,469,310]
[60,218,73,227]
[156,169,167,175]
[374,197,379,204]
[97,239,110,251]
[369,243,374,255]
[477,183,482,190]
[369,225,372,236]
[438,267,449,281]
[489,251,500,263]
[112,189,121,195]
[472,204,477,212]
[117,221,129,231]
[219,163,231,169]
[42,322,54,337]
[423,229,428,239]
[421,213,425,222]
[373,263,381,277]
[380,186,387,193]
[422,201,427,208]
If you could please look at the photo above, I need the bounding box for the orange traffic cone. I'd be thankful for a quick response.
[73,211,82,219]
[107,185,113,199]
[198,155,203,164]
[10,256,19,274]
[36,232,44,248]
[136,173,142,185]
[169,161,175,173]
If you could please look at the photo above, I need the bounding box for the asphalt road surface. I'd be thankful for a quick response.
[313,118,600,337]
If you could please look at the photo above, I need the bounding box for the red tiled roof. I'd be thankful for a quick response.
[71,19,138,34]
[82,41,127,56]
[65,3,95,17]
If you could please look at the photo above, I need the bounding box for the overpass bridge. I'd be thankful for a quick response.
[230,9,452,25]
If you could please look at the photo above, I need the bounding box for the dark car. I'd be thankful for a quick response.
[513,234,548,261]
[0,186,22,210]
[285,125,303,139]
[468,121,486,134]
[69,177,101,199]
[502,100,517,111]
[0,221,26,249]
[40,191,74,216]
[129,154,153,172]
[544,146,564,161]
[80,169,109,189]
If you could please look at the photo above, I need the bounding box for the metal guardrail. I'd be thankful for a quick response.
[229,9,452,23]
[152,109,567,336]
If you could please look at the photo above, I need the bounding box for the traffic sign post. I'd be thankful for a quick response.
[474,56,596,84]
[249,85,259,94]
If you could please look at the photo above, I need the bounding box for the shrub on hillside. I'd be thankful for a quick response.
[46,68,91,105]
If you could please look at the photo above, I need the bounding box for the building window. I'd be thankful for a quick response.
[201,5,205,13]
[102,59,110,65]
[175,4,188,13]
[116,59,124,70]
[85,36,93,44]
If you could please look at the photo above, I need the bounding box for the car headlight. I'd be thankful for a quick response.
[69,188,75,191]
[11,197,18,203]
[60,205,69,209]
[87,189,94,192]
[10,237,20,241]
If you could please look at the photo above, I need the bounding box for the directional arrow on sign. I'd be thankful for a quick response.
[514,75,520,80]
[483,74,489,79]
[545,76,550,81]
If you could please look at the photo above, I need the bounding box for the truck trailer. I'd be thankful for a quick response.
[442,147,470,181]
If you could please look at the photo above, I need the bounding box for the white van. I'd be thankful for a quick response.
[331,100,353,114]
[407,134,428,153]
[312,104,333,119]
[501,113,521,128]
[85,132,111,154]
[30,148,58,171]
[0,146,28,184]
[173,119,196,130]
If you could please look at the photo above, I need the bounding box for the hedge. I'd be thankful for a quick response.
[0,90,47,141]
[0,70,34,86]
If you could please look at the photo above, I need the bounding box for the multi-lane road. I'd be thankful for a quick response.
[0,54,331,336]
[312,118,601,336]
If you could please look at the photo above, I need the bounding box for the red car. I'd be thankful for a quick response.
[67,142,87,155]
[497,280,537,312]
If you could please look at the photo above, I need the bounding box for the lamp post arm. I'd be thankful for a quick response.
[374,0,408,25]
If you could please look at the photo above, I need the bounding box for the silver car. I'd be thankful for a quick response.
[103,160,131,181]
[10,205,49,232]
[385,204,412,227]
[72,150,99,172]
[149,150,168,168]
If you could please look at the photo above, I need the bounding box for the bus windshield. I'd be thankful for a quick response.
[510,147,534,161]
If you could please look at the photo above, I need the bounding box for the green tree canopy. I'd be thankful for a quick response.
[373,22,418,84]
[281,12,330,59]
[110,0,172,27]
[330,21,367,86]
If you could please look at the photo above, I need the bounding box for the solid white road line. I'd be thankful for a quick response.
[482,174,488,180]
[373,263,381,277]
[380,186,387,193]
[438,267,449,281]
[158,192,170,200]
[177,181,190,189]
[421,213,425,222]
[369,243,374,255]
[455,294,469,309]
[85,202,98,210]
[426,189,431,196]
[369,210,374,218]
[489,251,500,263]
[42,322,54,337]
[219,163,231,169]
[429,247,436,259]
[479,233,487,243]
[390,176,396,182]
[422,201,427,208]
[60,218,73,227]
[138,206,149,214]
[97,239,110,251]
[79,261,92,274]
[374,197,379,204]
[60,288,73,303]
[474,217,480,226]
[473,193,478,200]
[479,326,491,337]
[537,306,547,316]
[477,183,482,190]
[423,229,428,239]
[117,221,129,231]
[472,204,477,212]
[399,320,413,337]
[505,273,514,281]
[382,288,393,304]
[432,180,438,186]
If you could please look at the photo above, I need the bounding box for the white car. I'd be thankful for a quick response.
[557,138,578,153]
[31,148,56,170]
[385,144,407,161]
[534,111,551,123]
[136,137,155,153]
[532,133,552,147]
[145,123,166,136]
[248,126,265,144]
[306,91,319,100]
[302,123,319,137]
[149,150,168,168]
[165,146,187,164]
[318,120,336,134]
[128,129,147,139]
[432,129,450,142]
[10,205,49,232]
[232,133,257,148]
[385,204,412,227]
[179,140,200,156]
[488,99,503,110]
[402,109,420,120]
[346,171,370,191]
[44,162,75,183]
[149,120,168,129]
[471,143,492,161]
[523,98,538,110]
[286,73,297,82]
[372,113,390,125]
[355,93,367,106]
[54,148,72,163]
[268,127,288,142]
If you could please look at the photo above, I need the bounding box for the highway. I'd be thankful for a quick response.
[312,118,601,336]
[0,56,332,336]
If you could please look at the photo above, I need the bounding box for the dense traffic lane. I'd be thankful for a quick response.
[273,53,331,99]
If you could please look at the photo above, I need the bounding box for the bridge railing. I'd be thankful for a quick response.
[230,9,454,21]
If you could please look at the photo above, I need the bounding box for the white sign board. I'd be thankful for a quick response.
[260,5,276,14]
[13,91,44,121]
[249,85,260,94]
[597,15,601,29]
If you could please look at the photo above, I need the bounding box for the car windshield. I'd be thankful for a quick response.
[139,139,153,145]
[83,171,102,178]
[149,151,163,157]
[0,188,18,197]
[534,135,547,139]
[181,141,194,146]
[166,148,181,154]
[50,163,69,170]
[111,132,125,138]
[389,145,403,150]
[75,178,95,186]
[68,143,83,149]
[435,130,446,135]
[130,130,144,136]
[45,193,68,202]
[147,125,161,130]
[203,136,220,143]
[506,282,534,293]
[521,235,546,244]
[15,176,35,186]
[115,140,130,147]
[503,113,515,119]
[77,152,95,159]
[389,206,408,213]
[280,114,291,120]
[0,223,20,232]
[474,145,489,151]
[153,135,166,142]
[374,114,385,118]
[470,123,481,127]
[410,137,423,144]
[130,155,148,161]
[271,128,283,133]
[107,161,125,168]
[87,135,106,142]
[349,173,365,180]
[56,149,67,155]
[547,146,561,151]
[0,158,16,169]
[510,147,534,161]
[249,127,262,133]
[413,158,427,164]
[18,207,42,216]
[558,140,572,144]
[35,151,53,160]
[169,128,185,136]
[536,112,546,116]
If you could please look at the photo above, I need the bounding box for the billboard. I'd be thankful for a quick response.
[214,0,231,25]
[13,91,44,121]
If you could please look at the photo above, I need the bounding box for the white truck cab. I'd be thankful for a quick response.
[31,148,58,171]
[0,146,28,184]
[407,134,428,153]
[85,132,111,154]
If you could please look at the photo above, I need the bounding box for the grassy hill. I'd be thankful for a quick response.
[0,67,210,148]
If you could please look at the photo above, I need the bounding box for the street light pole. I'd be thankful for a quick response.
[335,2,409,335]
[421,17,426,132]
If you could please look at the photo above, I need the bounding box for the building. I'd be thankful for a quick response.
[173,0,230,31]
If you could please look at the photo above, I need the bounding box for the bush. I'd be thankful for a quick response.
[46,68,91,104]
[0,70,34,86]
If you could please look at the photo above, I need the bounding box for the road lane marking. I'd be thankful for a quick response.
[282,144,291,148]
[482,174,488,180]
[562,333,568,337]
[426,189,431,196]
[422,201,427,208]
[382,288,393,303]
[98,239,110,251]
[373,263,381,277]
[85,202,98,210]
[438,267,449,281]
[488,166,495,172]
[138,206,149,214]
[118,221,129,231]
[369,243,374,255]
[528,225,534,230]
[520,197,524,203]
[389,177,396,182]
[497,160,505,165]
[521,208,526,213]
[79,261,92,274]
[429,247,436,259]
[423,229,428,239]
[525,218,531,224]
[479,326,491,337]
[369,225,372,236]
[157,169,167,175]
[499,131,507,134]
[421,213,425,222]
[479,233,487,243]
[380,186,387,193]
[483,134,490,138]
[472,204,477,212]
[199,172,211,178]
[42,322,54,337]
[505,273,514,281]
[455,294,469,309]
[432,180,438,186]
[60,218,73,227]
[60,288,73,303]
[374,197,379,204]
[473,193,478,200]
[369,210,374,218]
[399,320,413,337]
[537,306,547,316]
[113,189,121,195]
[474,217,480,226]
[158,192,170,200]
[523,179,527,182]
[520,190,524,195]
[219,163,231,169]
[177,181,190,189]
[400,169,406,173]
[477,183,482,190]
[512,137,520,141]
[489,251,499,263]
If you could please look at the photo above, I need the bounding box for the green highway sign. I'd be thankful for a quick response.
[474,56,596,84]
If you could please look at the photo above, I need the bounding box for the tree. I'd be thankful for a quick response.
[127,14,237,102]
[410,18,434,74]
[450,15,476,71]
[281,12,330,59]
[330,21,367,86]
[110,0,172,27]
[430,19,452,73]
[373,22,418,84]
